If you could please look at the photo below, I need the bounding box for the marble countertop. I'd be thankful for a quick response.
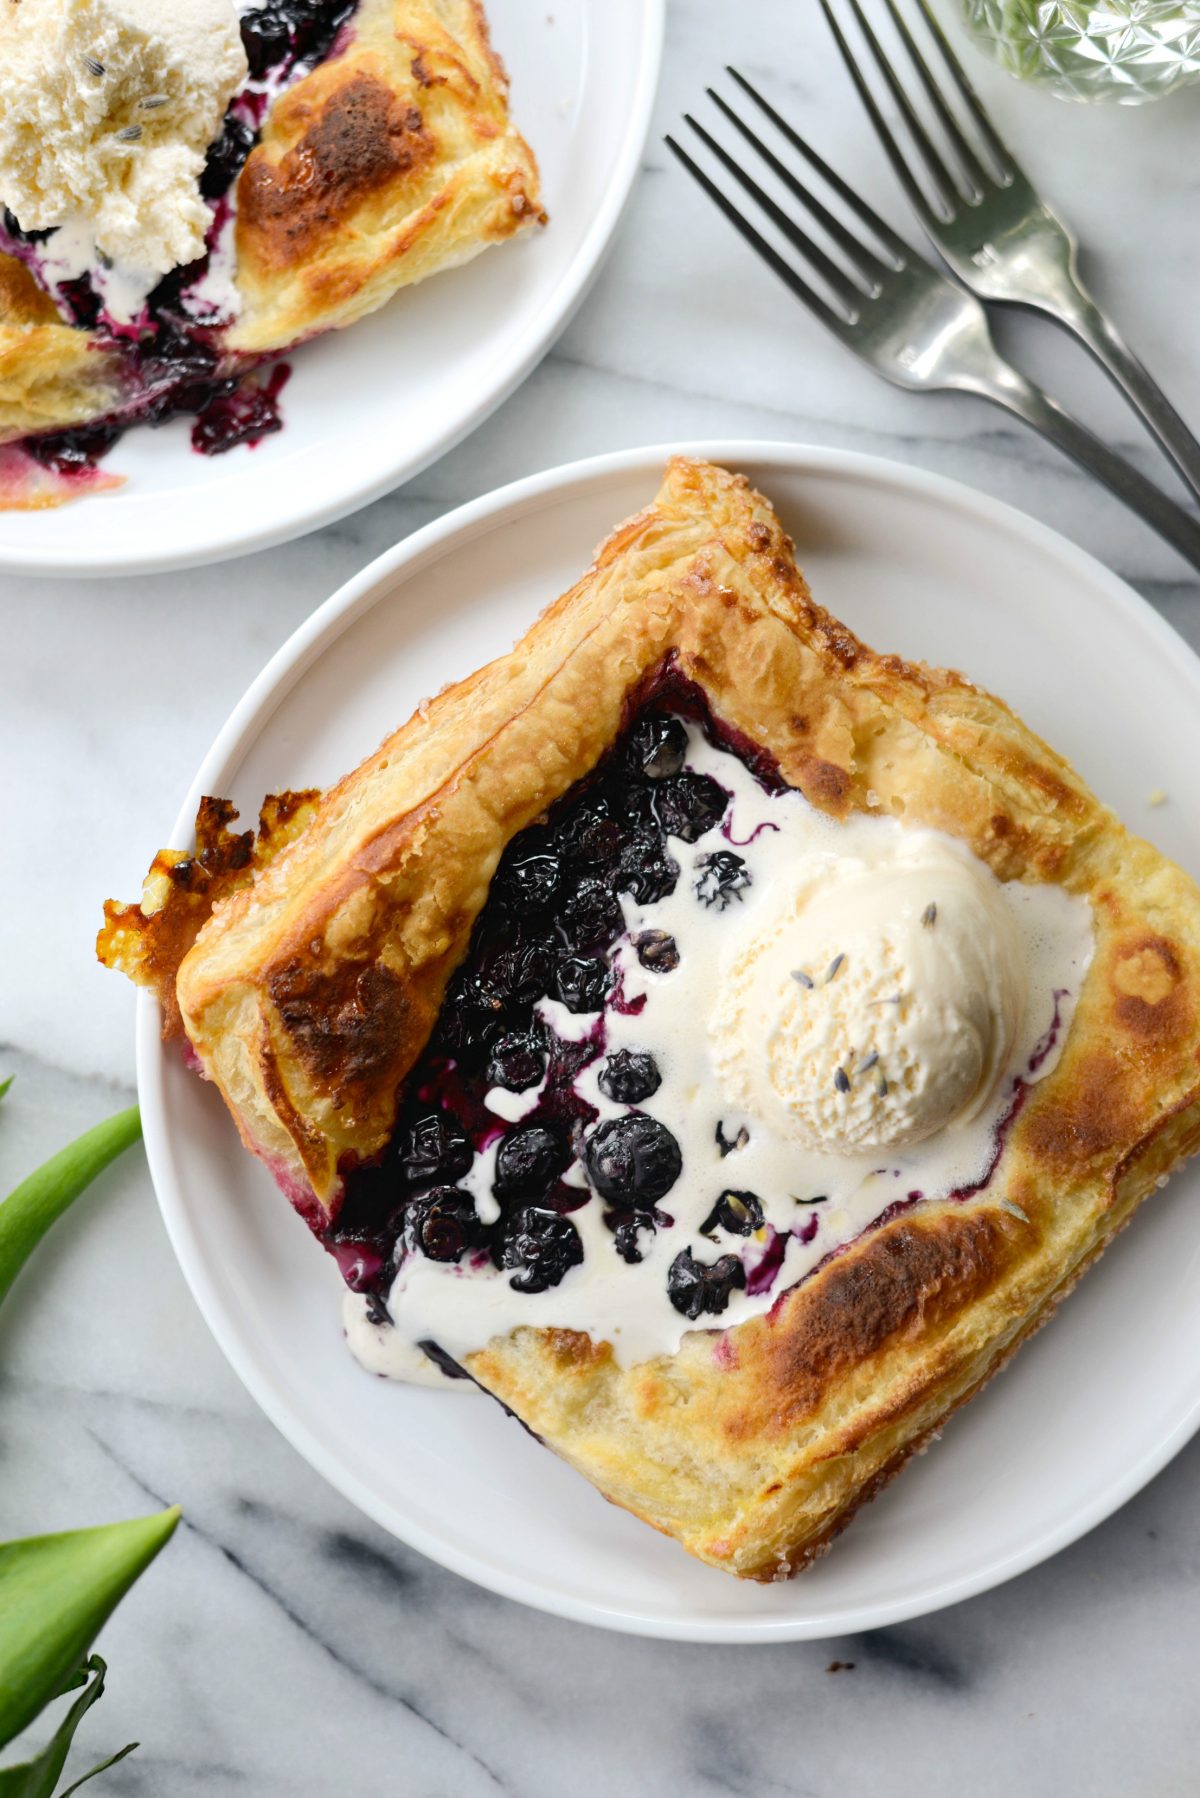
[4,3,1200,1791]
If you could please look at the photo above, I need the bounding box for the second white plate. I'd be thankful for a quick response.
[0,0,662,577]
[138,442,1200,1639]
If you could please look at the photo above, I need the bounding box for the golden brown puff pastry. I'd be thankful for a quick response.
[0,254,126,443]
[0,0,543,442]
[100,459,1200,1579]
[227,0,543,355]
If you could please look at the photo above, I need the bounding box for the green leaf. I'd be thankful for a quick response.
[0,1511,179,1750]
[0,1078,13,1103]
[0,1107,141,1311]
[0,1657,135,1798]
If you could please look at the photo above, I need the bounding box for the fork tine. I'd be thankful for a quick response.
[726,68,912,267]
[913,0,1018,179]
[818,0,959,222]
[682,114,863,313]
[663,135,845,336]
[880,0,990,196]
[706,89,893,290]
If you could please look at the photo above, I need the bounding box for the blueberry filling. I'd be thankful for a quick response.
[716,1121,750,1157]
[494,1124,570,1204]
[499,1208,584,1294]
[584,1113,682,1208]
[653,772,728,842]
[626,713,688,781]
[701,1189,764,1236]
[399,1112,473,1188]
[486,1031,546,1093]
[201,114,257,200]
[559,877,625,951]
[597,1049,662,1106]
[631,929,679,972]
[667,1248,747,1320]
[332,687,791,1313]
[241,0,357,79]
[554,955,612,1014]
[694,849,751,910]
[406,1187,483,1263]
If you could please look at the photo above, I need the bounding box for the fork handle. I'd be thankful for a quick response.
[969,360,1200,574]
[1057,289,1200,509]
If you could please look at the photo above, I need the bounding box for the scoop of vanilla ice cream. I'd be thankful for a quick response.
[0,0,247,280]
[709,835,1024,1155]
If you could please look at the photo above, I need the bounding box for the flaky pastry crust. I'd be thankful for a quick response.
[100,458,1200,1578]
[227,0,544,355]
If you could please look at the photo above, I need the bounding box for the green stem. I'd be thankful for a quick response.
[0,1107,142,1310]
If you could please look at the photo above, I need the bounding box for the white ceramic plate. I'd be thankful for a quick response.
[0,0,662,579]
[138,442,1200,1641]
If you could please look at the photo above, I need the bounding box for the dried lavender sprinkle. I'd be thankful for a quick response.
[922,902,937,928]
[876,1073,888,1096]
[792,969,814,990]
[117,124,143,142]
[999,1198,1030,1223]
[858,1051,879,1074]
[834,1067,850,1095]
[84,55,105,76]
[824,953,845,984]
[140,94,170,109]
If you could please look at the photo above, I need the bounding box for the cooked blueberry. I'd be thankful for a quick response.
[584,1113,681,1206]
[560,876,625,950]
[554,954,611,1013]
[240,7,292,76]
[399,1113,473,1188]
[609,1211,654,1264]
[486,1031,545,1093]
[598,1049,661,1105]
[201,112,257,198]
[556,793,624,867]
[627,714,688,780]
[631,929,679,973]
[701,1189,764,1236]
[496,845,561,913]
[615,833,679,906]
[484,936,555,1009]
[499,1207,583,1293]
[494,1124,570,1203]
[667,1248,746,1320]
[654,772,728,842]
[406,1187,481,1263]
[694,850,751,910]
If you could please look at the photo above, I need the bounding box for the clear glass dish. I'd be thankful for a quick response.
[957,0,1200,103]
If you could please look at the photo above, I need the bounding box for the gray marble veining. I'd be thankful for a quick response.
[4,2,1200,1790]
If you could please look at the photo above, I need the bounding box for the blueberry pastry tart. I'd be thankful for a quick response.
[100,458,1200,1579]
[0,0,543,498]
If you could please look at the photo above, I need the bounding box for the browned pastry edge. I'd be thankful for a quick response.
[98,456,1200,1577]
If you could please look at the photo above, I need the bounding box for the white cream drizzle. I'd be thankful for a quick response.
[346,722,1094,1384]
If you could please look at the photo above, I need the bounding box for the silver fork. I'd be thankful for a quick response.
[820,0,1200,506]
[664,76,1200,572]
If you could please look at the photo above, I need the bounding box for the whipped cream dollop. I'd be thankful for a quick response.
[710,836,1024,1155]
[0,0,247,308]
[346,719,1095,1379]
